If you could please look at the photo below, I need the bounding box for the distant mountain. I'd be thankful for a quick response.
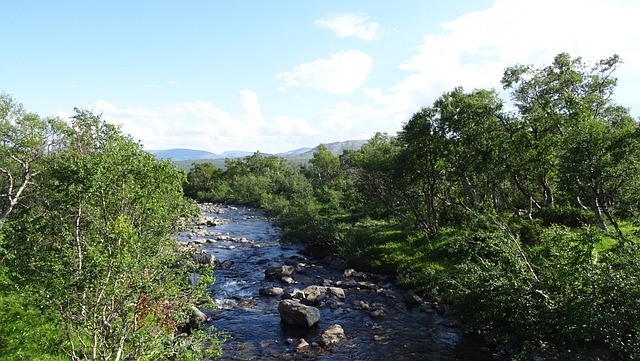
[150,149,262,161]
[221,150,254,158]
[276,147,313,157]
[156,139,368,170]
[149,148,219,161]
[286,140,368,163]
[312,140,368,155]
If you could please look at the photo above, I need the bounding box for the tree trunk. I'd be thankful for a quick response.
[541,175,554,207]
[590,196,608,231]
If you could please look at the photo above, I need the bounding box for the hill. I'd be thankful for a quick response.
[156,139,367,171]
[285,140,368,163]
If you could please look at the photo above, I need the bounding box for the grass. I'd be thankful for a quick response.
[0,292,68,361]
[335,215,640,297]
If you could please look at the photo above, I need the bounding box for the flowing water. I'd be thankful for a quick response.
[178,205,493,361]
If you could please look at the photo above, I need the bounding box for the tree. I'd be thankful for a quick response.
[342,133,415,230]
[0,93,64,228]
[306,144,342,188]
[501,53,588,211]
[503,53,638,233]
[7,109,215,360]
[558,107,640,236]
[184,162,227,201]
[430,88,507,214]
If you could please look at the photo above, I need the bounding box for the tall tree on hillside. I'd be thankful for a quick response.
[306,144,342,188]
[431,88,507,214]
[395,88,507,234]
[558,105,640,236]
[341,133,412,228]
[501,53,589,211]
[503,53,637,231]
[0,93,64,227]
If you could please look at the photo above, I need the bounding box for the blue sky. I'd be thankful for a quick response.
[3,0,640,153]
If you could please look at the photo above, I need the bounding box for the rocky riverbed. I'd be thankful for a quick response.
[178,204,493,360]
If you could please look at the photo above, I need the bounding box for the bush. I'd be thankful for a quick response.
[536,206,597,228]
[444,224,640,358]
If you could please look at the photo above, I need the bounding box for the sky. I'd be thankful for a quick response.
[3,0,640,154]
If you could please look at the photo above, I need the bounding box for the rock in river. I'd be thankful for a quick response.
[404,290,423,304]
[193,252,216,267]
[259,286,284,297]
[319,324,346,346]
[265,265,295,281]
[278,299,320,327]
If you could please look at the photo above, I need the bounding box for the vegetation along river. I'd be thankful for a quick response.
[179,204,493,360]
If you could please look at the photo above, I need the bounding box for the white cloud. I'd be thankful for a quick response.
[272,116,319,136]
[367,0,640,118]
[234,89,264,125]
[276,50,373,95]
[314,13,383,41]
[318,100,405,141]
[81,91,327,153]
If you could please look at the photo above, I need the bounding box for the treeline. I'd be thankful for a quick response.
[185,53,640,358]
[0,101,222,359]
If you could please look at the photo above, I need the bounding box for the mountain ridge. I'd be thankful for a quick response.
[151,139,368,170]
[150,139,367,161]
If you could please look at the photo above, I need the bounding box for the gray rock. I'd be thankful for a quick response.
[302,285,325,304]
[302,285,346,305]
[343,268,357,278]
[336,279,358,288]
[295,338,310,353]
[327,287,345,300]
[282,288,305,300]
[370,308,386,318]
[189,305,208,329]
[281,276,296,285]
[259,286,284,297]
[193,252,216,267]
[319,324,346,346]
[219,260,233,268]
[265,265,295,280]
[404,290,423,304]
[278,300,320,327]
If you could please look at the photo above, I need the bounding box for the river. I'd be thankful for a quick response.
[179,204,493,360]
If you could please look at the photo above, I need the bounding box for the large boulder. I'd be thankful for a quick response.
[278,300,320,327]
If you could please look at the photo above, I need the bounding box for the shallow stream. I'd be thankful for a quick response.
[179,205,492,361]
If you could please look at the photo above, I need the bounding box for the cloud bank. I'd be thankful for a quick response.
[314,13,384,41]
[276,50,374,95]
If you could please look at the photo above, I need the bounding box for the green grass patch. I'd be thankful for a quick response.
[0,293,67,361]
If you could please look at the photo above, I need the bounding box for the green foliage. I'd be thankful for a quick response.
[439,224,640,358]
[183,162,229,201]
[171,326,226,360]
[1,107,221,360]
[0,293,67,360]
